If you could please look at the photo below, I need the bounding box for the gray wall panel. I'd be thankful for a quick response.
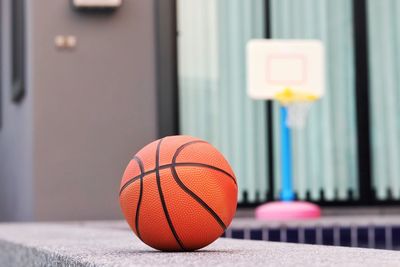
[32,0,157,220]
[0,0,158,221]
[0,0,33,221]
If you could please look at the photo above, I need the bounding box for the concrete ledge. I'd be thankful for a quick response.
[0,222,400,266]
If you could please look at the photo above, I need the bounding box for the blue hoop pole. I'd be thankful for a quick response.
[280,106,295,201]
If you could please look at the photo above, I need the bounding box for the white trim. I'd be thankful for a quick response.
[72,0,122,8]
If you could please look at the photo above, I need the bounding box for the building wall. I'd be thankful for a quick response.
[0,0,158,221]
[0,0,33,221]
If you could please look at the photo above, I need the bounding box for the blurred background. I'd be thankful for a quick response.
[0,0,399,222]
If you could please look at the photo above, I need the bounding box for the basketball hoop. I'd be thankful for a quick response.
[275,88,319,129]
[247,40,324,129]
[248,40,323,220]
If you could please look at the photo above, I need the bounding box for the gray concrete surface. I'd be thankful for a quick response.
[1,222,400,267]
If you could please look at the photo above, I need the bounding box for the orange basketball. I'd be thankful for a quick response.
[119,135,238,251]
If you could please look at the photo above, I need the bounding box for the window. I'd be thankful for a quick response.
[367,0,400,200]
[177,0,269,203]
[270,0,358,201]
[175,0,398,204]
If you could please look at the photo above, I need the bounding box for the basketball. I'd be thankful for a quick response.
[119,135,238,251]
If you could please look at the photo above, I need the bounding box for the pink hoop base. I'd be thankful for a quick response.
[255,201,321,220]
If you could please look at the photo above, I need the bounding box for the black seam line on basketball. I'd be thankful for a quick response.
[133,156,144,241]
[172,140,207,162]
[171,142,227,231]
[155,139,186,251]
[170,167,227,230]
[173,163,236,185]
[120,164,173,195]
[171,140,236,185]
[119,162,237,195]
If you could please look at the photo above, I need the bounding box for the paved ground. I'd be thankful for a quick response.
[1,221,400,266]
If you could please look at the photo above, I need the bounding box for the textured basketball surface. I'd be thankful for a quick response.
[119,135,238,251]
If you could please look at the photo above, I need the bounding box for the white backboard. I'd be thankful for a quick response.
[247,40,325,100]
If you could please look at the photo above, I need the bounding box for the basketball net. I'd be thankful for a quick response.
[275,88,318,129]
